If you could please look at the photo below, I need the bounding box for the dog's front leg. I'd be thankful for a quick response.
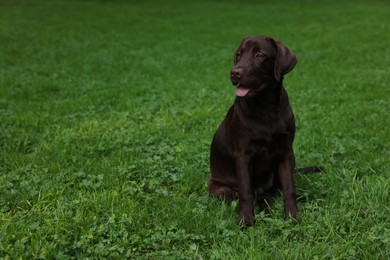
[235,153,254,226]
[277,149,301,221]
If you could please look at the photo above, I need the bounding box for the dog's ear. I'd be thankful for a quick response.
[274,41,298,81]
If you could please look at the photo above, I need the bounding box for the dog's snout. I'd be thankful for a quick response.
[231,67,243,78]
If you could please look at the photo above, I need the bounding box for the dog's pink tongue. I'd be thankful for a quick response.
[236,87,250,97]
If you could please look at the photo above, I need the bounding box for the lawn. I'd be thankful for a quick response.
[0,0,389,258]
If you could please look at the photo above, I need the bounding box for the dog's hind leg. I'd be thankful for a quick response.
[208,179,238,204]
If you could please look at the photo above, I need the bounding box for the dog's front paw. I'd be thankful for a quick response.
[284,208,301,222]
[238,211,255,227]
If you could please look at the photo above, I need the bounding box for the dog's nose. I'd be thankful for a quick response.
[231,67,243,78]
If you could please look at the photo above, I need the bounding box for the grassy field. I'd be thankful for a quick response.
[1,0,389,258]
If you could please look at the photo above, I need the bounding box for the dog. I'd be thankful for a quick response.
[208,35,320,226]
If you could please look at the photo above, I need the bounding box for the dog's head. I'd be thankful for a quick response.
[231,35,297,97]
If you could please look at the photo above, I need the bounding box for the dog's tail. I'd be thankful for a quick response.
[294,166,323,174]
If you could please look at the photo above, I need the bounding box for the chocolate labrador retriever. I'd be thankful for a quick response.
[209,35,317,226]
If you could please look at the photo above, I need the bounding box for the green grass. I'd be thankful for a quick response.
[1,0,389,258]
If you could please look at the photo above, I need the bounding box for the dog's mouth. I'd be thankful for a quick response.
[235,83,252,97]
[234,82,268,97]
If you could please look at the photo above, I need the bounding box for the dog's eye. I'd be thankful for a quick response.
[255,52,265,59]
[235,53,241,60]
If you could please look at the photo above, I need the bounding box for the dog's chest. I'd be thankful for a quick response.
[254,132,289,157]
[231,102,294,162]
[249,120,292,163]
